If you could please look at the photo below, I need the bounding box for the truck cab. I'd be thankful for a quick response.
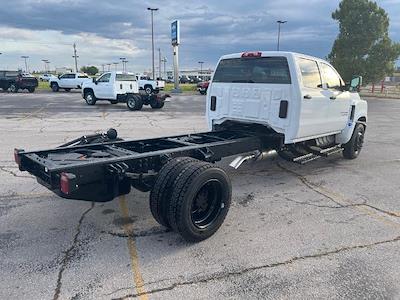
[50,73,92,92]
[207,51,367,155]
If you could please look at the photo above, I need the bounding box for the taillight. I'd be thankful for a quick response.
[60,172,71,194]
[14,149,21,166]
[242,51,262,58]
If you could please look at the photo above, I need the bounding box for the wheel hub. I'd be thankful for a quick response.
[190,180,223,229]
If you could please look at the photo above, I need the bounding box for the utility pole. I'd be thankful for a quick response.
[147,7,158,80]
[198,61,204,80]
[72,43,79,72]
[277,20,287,51]
[21,56,29,72]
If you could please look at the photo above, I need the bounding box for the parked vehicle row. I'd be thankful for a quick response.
[0,71,38,93]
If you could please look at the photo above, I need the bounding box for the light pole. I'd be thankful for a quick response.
[107,63,111,71]
[101,64,105,72]
[21,56,29,72]
[161,57,167,80]
[119,57,126,72]
[147,7,158,80]
[42,59,49,72]
[113,62,119,71]
[277,20,287,51]
[198,61,204,80]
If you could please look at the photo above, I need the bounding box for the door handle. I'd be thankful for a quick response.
[303,95,312,99]
[330,96,337,100]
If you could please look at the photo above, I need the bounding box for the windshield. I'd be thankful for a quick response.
[213,57,291,84]
[116,74,137,81]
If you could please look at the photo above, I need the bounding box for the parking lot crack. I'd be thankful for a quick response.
[276,163,400,219]
[112,236,400,299]
[52,202,95,300]
[101,227,171,238]
[0,166,34,179]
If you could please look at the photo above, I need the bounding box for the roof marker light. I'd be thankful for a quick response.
[242,52,262,58]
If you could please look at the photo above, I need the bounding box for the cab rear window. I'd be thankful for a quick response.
[116,74,137,81]
[213,57,291,84]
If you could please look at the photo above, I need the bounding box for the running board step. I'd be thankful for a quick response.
[292,145,343,164]
[293,153,321,164]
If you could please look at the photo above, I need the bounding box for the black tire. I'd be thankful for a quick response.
[84,90,96,105]
[9,84,18,93]
[126,95,143,111]
[144,85,153,95]
[168,162,232,242]
[343,123,365,159]
[28,87,35,93]
[64,88,71,92]
[150,98,164,109]
[150,157,198,228]
[51,83,59,92]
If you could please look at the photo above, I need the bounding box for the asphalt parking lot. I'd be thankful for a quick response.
[1,90,400,300]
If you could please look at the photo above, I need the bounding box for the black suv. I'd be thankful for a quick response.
[0,71,39,93]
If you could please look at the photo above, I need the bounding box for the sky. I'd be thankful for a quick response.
[0,0,399,73]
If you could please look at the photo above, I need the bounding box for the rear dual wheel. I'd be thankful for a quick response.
[126,95,143,111]
[150,158,231,242]
[150,98,164,109]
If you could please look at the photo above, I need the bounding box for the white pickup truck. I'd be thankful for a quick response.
[15,51,368,242]
[208,51,367,162]
[82,71,168,110]
[136,75,165,94]
[50,73,92,92]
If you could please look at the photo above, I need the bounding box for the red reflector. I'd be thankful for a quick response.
[242,51,262,58]
[14,149,21,166]
[60,172,70,194]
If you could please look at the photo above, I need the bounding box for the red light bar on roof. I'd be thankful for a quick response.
[242,51,262,58]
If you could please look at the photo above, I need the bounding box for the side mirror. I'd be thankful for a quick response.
[92,78,97,84]
[350,76,362,92]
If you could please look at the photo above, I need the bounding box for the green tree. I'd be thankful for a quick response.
[328,0,400,84]
[80,66,99,76]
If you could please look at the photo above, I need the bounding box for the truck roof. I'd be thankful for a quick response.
[102,71,135,75]
[220,51,328,64]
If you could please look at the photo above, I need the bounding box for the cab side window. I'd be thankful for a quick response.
[321,63,342,90]
[298,58,322,89]
[97,73,111,83]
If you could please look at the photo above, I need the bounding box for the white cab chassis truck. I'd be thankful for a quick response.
[50,73,92,92]
[15,51,367,243]
[81,72,167,111]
